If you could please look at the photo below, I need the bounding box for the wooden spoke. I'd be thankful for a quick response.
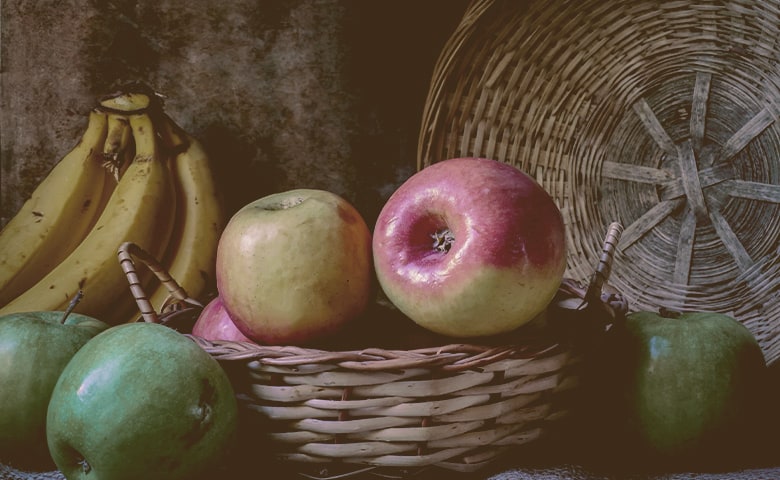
[676,140,709,220]
[690,72,711,153]
[633,98,677,155]
[722,179,780,203]
[709,207,753,272]
[621,198,685,249]
[601,161,674,184]
[673,205,697,285]
[715,107,776,163]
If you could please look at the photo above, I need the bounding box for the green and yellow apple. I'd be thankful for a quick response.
[46,322,238,480]
[606,309,767,463]
[215,189,373,345]
[372,157,566,337]
[0,310,109,468]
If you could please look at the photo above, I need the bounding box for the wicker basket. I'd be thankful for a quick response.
[117,223,627,477]
[419,0,780,365]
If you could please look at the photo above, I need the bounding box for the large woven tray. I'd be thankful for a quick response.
[418,0,780,365]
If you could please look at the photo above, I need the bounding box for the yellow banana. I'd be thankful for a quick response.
[95,116,143,323]
[0,112,177,322]
[88,113,134,234]
[123,113,226,322]
[101,112,132,181]
[0,110,109,307]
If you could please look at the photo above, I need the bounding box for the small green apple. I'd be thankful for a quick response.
[46,322,238,480]
[607,309,767,462]
[0,310,109,468]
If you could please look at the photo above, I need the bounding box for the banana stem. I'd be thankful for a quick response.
[99,93,151,114]
[60,290,84,324]
[97,82,159,114]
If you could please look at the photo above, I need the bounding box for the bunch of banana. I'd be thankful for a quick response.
[137,112,227,320]
[0,90,226,325]
[0,109,108,306]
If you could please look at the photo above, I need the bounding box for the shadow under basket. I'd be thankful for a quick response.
[117,235,626,478]
[418,0,780,366]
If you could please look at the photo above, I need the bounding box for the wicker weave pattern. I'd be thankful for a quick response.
[419,0,780,365]
[190,337,576,474]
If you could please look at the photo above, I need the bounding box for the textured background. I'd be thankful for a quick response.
[1,0,467,228]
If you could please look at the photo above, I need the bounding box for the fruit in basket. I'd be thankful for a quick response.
[372,157,566,337]
[0,304,109,467]
[215,189,373,345]
[607,309,767,460]
[46,322,237,480]
[192,296,253,343]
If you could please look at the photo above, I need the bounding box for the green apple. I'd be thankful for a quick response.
[46,322,238,480]
[0,310,109,469]
[606,309,767,462]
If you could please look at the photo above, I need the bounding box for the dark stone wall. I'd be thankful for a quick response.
[0,0,470,227]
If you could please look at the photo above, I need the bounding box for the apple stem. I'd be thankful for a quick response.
[431,229,455,253]
[61,290,85,324]
[659,306,683,319]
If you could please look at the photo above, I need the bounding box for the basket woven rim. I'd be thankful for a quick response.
[187,334,566,372]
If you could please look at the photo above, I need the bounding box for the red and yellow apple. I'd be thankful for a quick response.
[192,296,253,343]
[215,189,373,345]
[372,157,566,337]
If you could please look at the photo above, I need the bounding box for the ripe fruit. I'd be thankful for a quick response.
[373,157,566,337]
[0,309,109,468]
[606,310,767,462]
[46,322,238,480]
[192,296,253,343]
[215,189,373,345]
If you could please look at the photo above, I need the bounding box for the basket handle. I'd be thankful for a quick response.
[116,241,203,323]
[584,221,623,305]
[555,221,628,324]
